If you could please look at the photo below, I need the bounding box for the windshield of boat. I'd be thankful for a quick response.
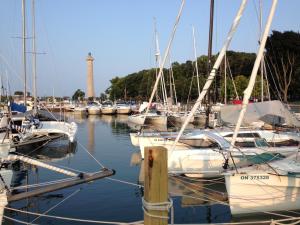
[254,138,270,147]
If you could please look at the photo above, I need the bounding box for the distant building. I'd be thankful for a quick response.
[86,52,95,99]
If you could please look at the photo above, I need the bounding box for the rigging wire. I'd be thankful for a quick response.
[30,188,81,223]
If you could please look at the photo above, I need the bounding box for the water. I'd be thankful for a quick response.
[5,114,232,224]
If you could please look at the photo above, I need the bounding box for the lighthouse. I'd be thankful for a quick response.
[86,52,95,99]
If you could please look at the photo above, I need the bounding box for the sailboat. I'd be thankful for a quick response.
[10,0,78,146]
[0,1,115,223]
[128,7,185,127]
[220,0,300,215]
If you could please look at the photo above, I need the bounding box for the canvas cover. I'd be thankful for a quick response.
[220,100,300,127]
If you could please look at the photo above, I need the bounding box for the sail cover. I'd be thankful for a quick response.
[11,102,26,113]
[220,100,300,127]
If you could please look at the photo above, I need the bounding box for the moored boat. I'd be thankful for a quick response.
[116,102,132,114]
[101,101,116,115]
[224,156,300,215]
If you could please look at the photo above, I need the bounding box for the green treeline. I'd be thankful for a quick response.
[106,30,300,103]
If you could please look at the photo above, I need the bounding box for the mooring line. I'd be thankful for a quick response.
[31,188,81,223]
[78,141,106,169]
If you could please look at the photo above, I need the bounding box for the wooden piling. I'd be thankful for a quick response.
[144,146,168,225]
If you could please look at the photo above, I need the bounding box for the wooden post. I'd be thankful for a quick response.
[144,146,168,225]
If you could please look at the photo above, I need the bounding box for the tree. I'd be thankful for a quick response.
[265,30,300,102]
[72,89,85,101]
[99,92,107,102]
[106,51,273,103]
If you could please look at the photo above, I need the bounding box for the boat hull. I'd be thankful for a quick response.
[116,108,131,114]
[88,108,100,115]
[101,108,116,115]
[225,172,300,215]
[128,114,146,125]
[145,115,167,126]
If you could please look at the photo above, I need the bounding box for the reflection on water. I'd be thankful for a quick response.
[135,159,231,223]
[7,114,294,224]
[87,117,95,153]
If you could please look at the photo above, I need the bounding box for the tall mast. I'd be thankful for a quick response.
[154,18,160,102]
[259,0,264,102]
[228,0,277,153]
[22,0,27,106]
[32,0,37,115]
[154,18,168,109]
[173,0,248,146]
[192,26,201,97]
[145,0,185,115]
[207,0,214,74]
[205,0,214,127]
[224,52,227,104]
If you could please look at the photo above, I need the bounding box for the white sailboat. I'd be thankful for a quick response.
[224,156,300,214]
[219,0,300,215]
[129,2,185,126]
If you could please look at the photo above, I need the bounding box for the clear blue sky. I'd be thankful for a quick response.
[0,0,299,97]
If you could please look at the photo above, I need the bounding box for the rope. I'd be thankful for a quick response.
[14,151,86,175]
[10,177,76,191]
[78,141,106,169]
[31,188,81,223]
[142,197,174,224]
[3,215,38,225]
[106,177,142,188]
[5,206,139,224]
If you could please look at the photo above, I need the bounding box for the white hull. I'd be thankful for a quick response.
[168,149,226,177]
[145,115,167,126]
[101,107,116,115]
[128,114,146,125]
[88,107,100,115]
[31,121,78,143]
[130,129,300,151]
[116,107,131,114]
[73,108,87,115]
[143,146,297,177]
[131,130,299,177]
[225,171,300,215]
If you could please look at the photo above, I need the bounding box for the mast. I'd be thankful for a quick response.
[228,0,277,153]
[154,18,160,102]
[0,75,2,103]
[259,0,264,102]
[154,19,168,110]
[22,0,27,106]
[192,26,201,97]
[173,0,248,146]
[32,0,37,115]
[224,52,227,104]
[145,0,185,115]
[205,0,214,127]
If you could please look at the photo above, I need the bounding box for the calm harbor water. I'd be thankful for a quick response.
[5,114,285,224]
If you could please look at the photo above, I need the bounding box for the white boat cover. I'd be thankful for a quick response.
[220,100,300,127]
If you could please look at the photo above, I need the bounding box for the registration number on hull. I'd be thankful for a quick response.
[240,175,269,180]
[154,138,165,142]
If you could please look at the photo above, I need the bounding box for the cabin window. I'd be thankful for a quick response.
[224,133,260,138]
[235,141,256,148]
[254,138,269,147]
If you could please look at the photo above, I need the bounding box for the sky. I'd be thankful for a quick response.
[0,0,299,97]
